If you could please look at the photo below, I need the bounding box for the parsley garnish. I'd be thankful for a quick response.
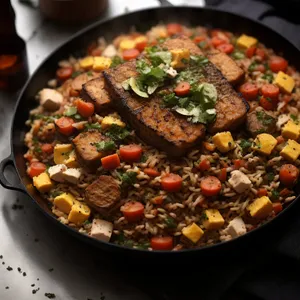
[110,56,123,68]
[261,72,274,83]
[198,41,207,49]
[87,71,93,76]
[290,114,298,122]
[84,123,101,131]
[267,172,275,182]
[105,124,130,141]
[64,106,77,117]
[256,111,275,126]
[120,171,137,186]
[271,189,279,199]
[201,212,208,220]
[140,154,148,163]
[240,139,252,150]
[71,71,81,78]
[93,140,116,152]
[164,216,177,229]
[136,242,151,250]
[231,51,245,60]
[248,62,258,72]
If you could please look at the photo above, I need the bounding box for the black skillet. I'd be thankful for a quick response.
[1,5,300,259]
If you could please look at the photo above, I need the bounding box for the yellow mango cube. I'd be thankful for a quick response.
[54,144,73,165]
[92,56,112,71]
[237,34,258,49]
[134,35,147,46]
[68,202,91,225]
[280,139,300,162]
[101,116,125,130]
[182,223,204,244]
[247,196,273,219]
[252,133,277,155]
[79,56,94,70]
[274,71,295,94]
[64,150,79,168]
[282,120,300,140]
[33,173,53,193]
[119,39,136,51]
[212,131,235,153]
[54,192,76,214]
[170,48,190,69]
[203,209,225,230]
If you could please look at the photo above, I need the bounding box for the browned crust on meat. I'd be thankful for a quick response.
[72,130,106,171]
[81,74,111,112]
[85,175,120,214]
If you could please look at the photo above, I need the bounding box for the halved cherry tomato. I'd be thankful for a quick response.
[259,96,275,111]
[123,49,140,61]
[144,168,160,177]
[55,117,75,136]
[101,153,120,170]
[56,67,73,81]
[261,84,280,99]
[24,153,33,162]
[279,164,299,186]
[121,201,144,222]
[151,196,164,205]
[218,168,227,182]
[119,144,143,162]
[272,202,283,215]
[276,135,285,144]
[151,236,173,251]
[75,99,95,118]
[256,48,266,60]
[203,142,216,152]
[135,37,148,52]
[166,23,182,36]
[194,36,206,44]
[246,46,256,58]
[27,162,46,178]
[216,43,234,54]
[198,159,211,172]
[239,83,259,100]
[257,188,268,197]
[41,143,53,154]
[253,64,266,73]
[161,173,182,192]
[200,176,222,197]
[233,159,246,170]
[211,36,226,47]
[269,56,288,73]
[174,81,191,96]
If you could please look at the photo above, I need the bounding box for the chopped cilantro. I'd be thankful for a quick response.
[110,56,123,68]
[140,154,148,163]
[136,241,151,250]
[248,62,258,72]
[261,72,274,83]
[50,190,62,198]
[64,106,77,116]
[73,113,83,120]
[84,122,101,130]
[271,189,279,199]
[240,139,252,150]
[105,124,130,141]
[71,71,81,78]
[121,171,137,186]
[162,92,178,107]
[86,71,93,76]
[198,41,207,49]
[148,50,172,67]
[231,51,245,60]
[190,55,209,65]
[256,111,274,126]
[290,114,298,122]
[93,140,116,152]
[267,172,275,182]
[201,212,208,220]
[83,220,92,225]
[164,216,177,229]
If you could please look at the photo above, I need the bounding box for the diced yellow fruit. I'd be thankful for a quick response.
[212,131,235,153]
[92,56,112,71]
[54,144,73,165]
[119,39,136,51]
[64,150,79,168]
[101,116,126,130]
[33,173,53,193]
[274,71,295,94]
[252,133,277,155]
[54,192,76,214]
[203,209,225,230]
[170,48,190,69]
[282,120,300,140]
[68,202,91,225]
[182,222,204,244]
[237,34,258,49]
[247,196,273,219]
[134,35,147,45]
[280,139,300,162]
[79,56,94,69]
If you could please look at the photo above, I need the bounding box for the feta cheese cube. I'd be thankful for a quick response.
[39,88,63,111]
[33,172,53,193]
[247,196,273,219]
[48,164,67,182]
[170,48,190,69]
[212,131,235,153]
[276,114,290,130]
[182,222,204,243]
[252,133,277,155]
[282,120,300,140]
[90,219,113,242]
[280,139,300,162]
[236,34,258,49]
[102,45,117,58]
[203,209,225,230]
[54,192,76,214]
[68,202,91,225]
[274,71,295,93]
[62,168,81,184]
[225,217,246,238]
[166,67,178,78]
[228,170,252,194]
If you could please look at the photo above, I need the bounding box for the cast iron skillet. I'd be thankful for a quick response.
[1,6,300,258]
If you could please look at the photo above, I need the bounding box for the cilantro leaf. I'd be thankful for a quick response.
[71,71,81,78]
[121,171,137,186]
[164,216,177,229]
[64,106,77,116]
[231,51,245,60]
[106,124,130,141]
[240,139,252,150]
[84,123,101,130]
[110,56,123,68]
[93,140,116,152]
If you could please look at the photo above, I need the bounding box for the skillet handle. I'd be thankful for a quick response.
[0,155,27,193]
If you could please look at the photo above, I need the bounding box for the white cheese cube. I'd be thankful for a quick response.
[48,164,67,182]
[62,168,81,184]
[166,67,178,78]
[102,45,117,58]
[276,114,290,130]
[90,219,113,242]
[228,170,252,194]
[225,217,246,238]
[40,88,63,111]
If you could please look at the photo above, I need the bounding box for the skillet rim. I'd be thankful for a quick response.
[8,5,300,254]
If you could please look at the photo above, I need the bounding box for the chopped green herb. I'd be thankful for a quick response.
[198,41,207,49]
[93,140,116,152]
[140,154,148,163]
[267,172,275,182]
[83,220,92,225]
[64,106,77,117]
[121,171,137,186]
[87,71,93,76]
[231,51,245,60]
[162,92,178,107]
[71,71,81,78]
[240,139,252,150]
[73,113,83,120]
[261,72,274,83]
[164,216,177,229]
[201,212,208,220]
[248,62,258,72]
[290,114,298,122]
[136,242,151,250]
[190,55,209,65]
[105,124,130,141]
[50,190,62,198]
[256,111,275,126]
[111,56,124,68]
[84,123,101,131]
[271,189,279,200]
[148,50,172,67]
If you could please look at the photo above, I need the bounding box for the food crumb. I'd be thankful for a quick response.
[17,267,22,273]
[45,293,56,299]
[5,286,9,290]
[34,238,39,242]
[0,255,3,259]
[31,284,35,287]
[37,278,40,281]
[32,288,40,294]
[7,266,13,271]
[23,272,27,277]
[2,262,5,265]
[48,268,54,272]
